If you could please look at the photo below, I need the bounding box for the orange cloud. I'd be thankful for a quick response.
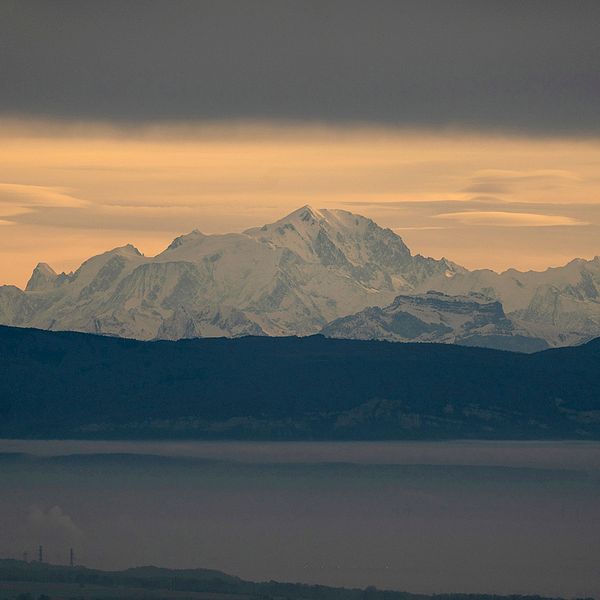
[435,211,589,227]
[0,118,599,286]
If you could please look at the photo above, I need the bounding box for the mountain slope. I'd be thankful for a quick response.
[1,325,600,440]
[0,206,457,340]
[418,257,600,344]
[0,205,599,346]
[321,291,550,352]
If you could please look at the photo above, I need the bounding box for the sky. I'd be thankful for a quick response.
[1,1,600,287]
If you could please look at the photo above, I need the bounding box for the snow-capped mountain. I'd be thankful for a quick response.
[0,206,458,340]
[0,205,598,348]
[416,257,600,345]
[321,291,550,353]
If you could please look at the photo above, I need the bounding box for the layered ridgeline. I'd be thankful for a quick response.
[0,207,457,340]
[0,206,599,350]
[322,291,550,353]
[1,325,600,439]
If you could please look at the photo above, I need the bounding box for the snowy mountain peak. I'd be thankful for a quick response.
[163,229,206,253]
[1,205,599,348]
[100,243,142,258]
[245,205,378,237]
[25,262,58,292]
[244,205,327,239]
[245,205,416,274]
[285,204,325,222]
[122,243,142,256]
[32,262,56,278]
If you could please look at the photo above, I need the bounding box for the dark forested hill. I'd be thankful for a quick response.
[0,559,577,600]
[0,325,599,440]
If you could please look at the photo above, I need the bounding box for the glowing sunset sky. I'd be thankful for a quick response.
[1,1,599,287]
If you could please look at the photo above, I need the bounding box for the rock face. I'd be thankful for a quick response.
[415,257,600,346]
[0,205,599,348]
[0,207,457,340]
[25,263,58,292]
[321,291,550,353]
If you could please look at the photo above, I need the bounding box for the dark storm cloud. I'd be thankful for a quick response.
[1,0,599,134]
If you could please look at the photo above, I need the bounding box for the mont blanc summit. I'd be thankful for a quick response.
[0,207,454,340]
[1,206,599,351]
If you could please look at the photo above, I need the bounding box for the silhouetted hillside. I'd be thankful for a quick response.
[1,326,599,439]
[0,559,579,600]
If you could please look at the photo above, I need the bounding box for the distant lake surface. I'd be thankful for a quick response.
[1,440,600,598]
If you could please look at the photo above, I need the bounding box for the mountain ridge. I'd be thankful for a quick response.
[0,206,456,340]
[321,291,552,353]
[1,205,599,349]
[1,324,600,440]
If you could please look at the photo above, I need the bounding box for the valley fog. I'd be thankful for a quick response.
[1,440,599,598]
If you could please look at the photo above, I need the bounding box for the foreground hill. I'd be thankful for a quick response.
[0,559,576,600]
[1,326,599,440]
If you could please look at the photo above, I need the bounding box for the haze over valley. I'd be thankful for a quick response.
[2,440,600,598]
